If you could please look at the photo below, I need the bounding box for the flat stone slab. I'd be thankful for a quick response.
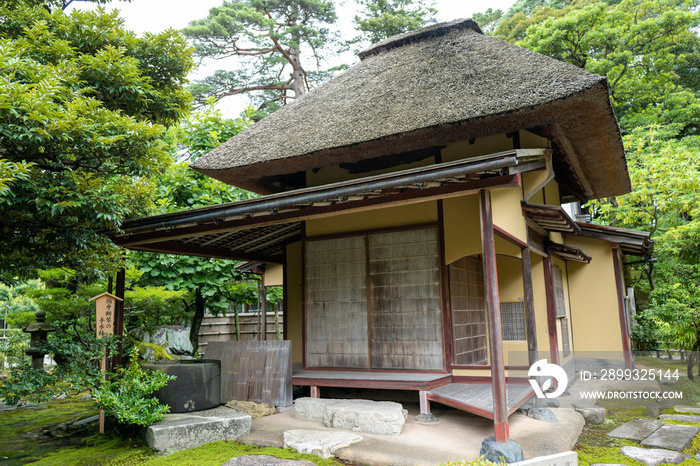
[674,405,700,414]
[608,418,663,441]
[293,398,407,435]
[640,424,700,451]
[510,451,576,466]
[223,456,315,466]
[284,429,363,459]
[620,446,691,466]
[660,413,700,423]
[145,406,251,453]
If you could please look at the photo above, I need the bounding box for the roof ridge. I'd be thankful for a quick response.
[359,18,483,60]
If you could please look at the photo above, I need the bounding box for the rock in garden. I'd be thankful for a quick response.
[130,325,193,355]
[225,400,276,419]
[223,456,316,466]
[525,407,558,423]
[572,402,606,425]
[674,405,700,414]
[284,429,363,459]
[480,436,524,463]
[293,398,408,435]
[619,446,691,466]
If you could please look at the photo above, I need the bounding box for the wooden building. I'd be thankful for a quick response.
[112,19,652,442]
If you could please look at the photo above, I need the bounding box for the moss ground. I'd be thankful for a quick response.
[574,356,700,466]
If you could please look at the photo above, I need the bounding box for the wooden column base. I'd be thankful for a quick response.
[494,420,510,443]
[419,390,430,415]
[310,386,320,398]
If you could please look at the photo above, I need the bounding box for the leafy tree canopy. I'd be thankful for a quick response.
[0,3,194,281]
[350,0,437,45]
[182,0,337,109]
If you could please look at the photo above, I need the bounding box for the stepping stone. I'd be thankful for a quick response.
[620,446,691,466]
[293,398,407,435]
[145,406,251,453]
[223,455,315,465]
[284,430,363,459]
[641,424,700,451]
[609,418,663,441]
[660,414,700,423]
[674,405,700,414]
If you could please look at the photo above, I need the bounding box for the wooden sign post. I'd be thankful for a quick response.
[89,292,123,434]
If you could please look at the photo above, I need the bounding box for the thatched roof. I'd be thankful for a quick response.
[190,19,629,201]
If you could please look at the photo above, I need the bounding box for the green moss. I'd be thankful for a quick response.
[440,456,505,466]
[104,441,346,466]
[576,445,642,466]
[133,341,177,361]
[31,434,153,465]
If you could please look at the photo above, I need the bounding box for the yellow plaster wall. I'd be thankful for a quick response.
[307,158,434,187]
[442,194,482,265]
[531,253,554,360]
[492,187,527,244]
[441,130,549,163]
[263,263,284,287]
[305,201,438,237]
[285,241,304,364]
[565,236,624,353]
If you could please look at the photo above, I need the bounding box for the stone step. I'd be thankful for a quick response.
[640,424,700,452]
[292,398,407,435]
[284,429,363,458]
[145,406,251,453]
[674,405,700,414]
[608,418,663,441]
[660,413,700,423]
[620,446,691,466]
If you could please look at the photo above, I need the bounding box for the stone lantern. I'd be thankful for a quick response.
[23,311,56,370]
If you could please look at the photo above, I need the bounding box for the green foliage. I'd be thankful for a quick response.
[182,0,337,108]
[0,329,29,371]
[92,348,174,427]
[0,3,194,279]
[124,286,188,329]
[351,0,437,45]
[0,280,42,328]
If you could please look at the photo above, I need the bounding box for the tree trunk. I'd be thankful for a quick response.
[289,26,305,98]
[189,288,205,354]
[688,331,700,381]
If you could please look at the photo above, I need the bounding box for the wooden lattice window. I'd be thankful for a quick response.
[449,256,487,365]
[561,317,571,356]
[552,265,567,318]
[500,302,526,341]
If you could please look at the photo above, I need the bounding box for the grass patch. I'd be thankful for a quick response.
[31,434,153,466]
[635,356,689,373]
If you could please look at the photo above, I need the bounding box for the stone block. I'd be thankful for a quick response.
[223,455,316,465]
[130,325,193,355]
[322,399,407,435]
[145,406,251,453]
[608,418,663,441]
[572,402,606,425]
[480,436,524,464]
[620,446,691,466]
[284,429,363,458]
[640,424,700,452]
[510,451,577,466]
[293,398,407,435]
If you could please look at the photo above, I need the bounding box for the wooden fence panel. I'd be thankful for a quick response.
[204,340,292,407]
[198,312,283,352]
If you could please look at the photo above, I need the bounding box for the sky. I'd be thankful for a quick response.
[68,0,516,115]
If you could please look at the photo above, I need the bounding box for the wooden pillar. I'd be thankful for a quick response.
[479,190,509,443]
[310,386,320,398]
[521,247,538,365]
[419,390,431,415]
[113,268,125,367]
[542,256,560,366]
[611,245,633,370]
[261,278,268,341]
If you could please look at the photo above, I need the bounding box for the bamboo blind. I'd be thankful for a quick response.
[560,317,571,356]
[305,236,369,368]
[552,265,567,318]
[500,302,526,341]
[368,228,444,370]
[449,256,488,365]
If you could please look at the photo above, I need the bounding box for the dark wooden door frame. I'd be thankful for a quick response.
[611,243,634,370]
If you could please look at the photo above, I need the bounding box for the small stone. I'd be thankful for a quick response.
[225,400,276,419]
[609,418,663,441]
[284,430,363,459]
[620,446,691,466]
[526,407,558,423]
[80,393,91,401]
[572,402,606,425]
[480,436,524,463]
[223,455,316,466]
[414,413,438,423]
[641,424,700,452]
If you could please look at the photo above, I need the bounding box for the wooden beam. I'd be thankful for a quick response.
[543,256,560,365]
[130,241,281,264]
[494,225,528,249]
[612,247,634,370]
[521,247,538,365]
[479,189,509,443]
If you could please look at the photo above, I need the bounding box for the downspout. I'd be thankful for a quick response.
[523,153,554,202]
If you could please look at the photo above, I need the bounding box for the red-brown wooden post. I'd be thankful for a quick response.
[611,245,633,370]
[542,256,560,366]
[521,247,538,365]
[479,189,509,443]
